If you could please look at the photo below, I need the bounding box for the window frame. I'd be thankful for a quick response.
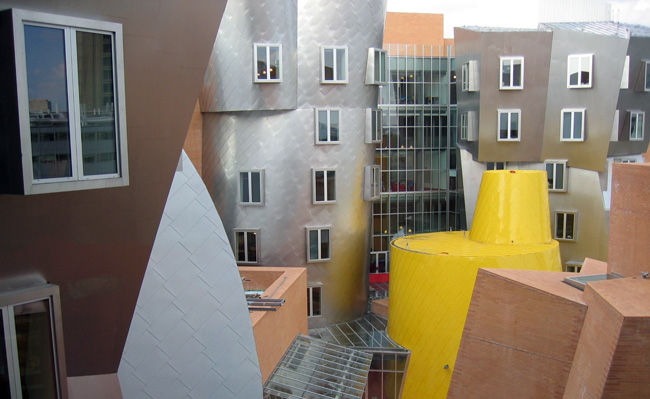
[497,109,521,142]
[253,43,282,83]
[486,162,507,171]
[321,46,348,84]
[234,229,260,265]
[307,286,322,317]
[630,111,645,141]
[460,112,468,140]
[369,251,389,274]
[545,159,568,192]
[461,62,469,92]
[312,168,336,204]
[12,9,129,195]
[0,284,68,399]
[367,48,387,85]
[560,108,586,142]
[499,56,524,90]
[306,227,331,263]
[314,109,341,145]
[365,109,382,144]
[238,170,265,206]
[645,60,650,92]
[554,211,577,241]
[567,54,593,89]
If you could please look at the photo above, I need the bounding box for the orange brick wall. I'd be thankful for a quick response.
[608,163,650,277]
[449,269,587,399]
[383,12,451,48]
[183,100,203,176]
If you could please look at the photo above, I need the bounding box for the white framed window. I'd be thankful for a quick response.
[545,160,567,192]
[645,60,650,91]
[366,48,387,85]
[561,109,586,142]
[312,168,336,204]
[321,46,348,84]
[461,63,469,91]
[10,9,129,195]
[497,109,521,141]
[369,251,389,274]
[500,56,524,90]
[621,55,630,89]
[254,43,281,83]
[315,109,340,144]
[486,162,507,170]
[235,229,260,264]
[555,211,577,241]
[365,109,382,143]
[461,60,479,92]
[565,261,583,273]
[0,284,68,399]
[613,157,637,164]
[306,227,331,262]
[460,113,468,140]
[307,286,322,317]
[567,54,593,88]
[630,111,645,141]
[239,170,264,205]
[363,165,381,201]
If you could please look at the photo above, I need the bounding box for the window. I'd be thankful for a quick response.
[497,109,521,141]
[235,229,260,264]
[363,165,381,201]
[461,63,469,91]
[239,170,264,205]
[366,48,387,85]
[613,157,636,164]
[486,162,507,170]
[561,109,586,141]
[321,46,347,83]
[315,109,340,144]
[10,9,128,195]
[545,160,567,192]
[307,286,322,317]
[0,284,67,398]
[369,251,389,274]
[630,111,645,141]
[567,54,593,88]
[306,227,330,262]
[621,56,629,89]
[555,211,577,241]
[312,169,336,204]
[500,56,524,90]
[365,109,382,144]
[565,261,583,273]
[461,60,479,92]
[645,61,650,91]
[254,44,281,82]
[460,113,468,140]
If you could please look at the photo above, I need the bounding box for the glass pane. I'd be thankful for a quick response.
[499,113,508,139]
[324,49,334,80]
[315,171,325,201]
[556,164,564,190]
[14,299,58,398]
[646,63,650,90]
[251,172,261,203]
[312,287,321,316]
[336,48,346,81]
[257,45,267,79]
[240,173,250,202]
[309,230,319,260]
[513,60,522,87]
[510,113,518,139]
[247,232,257,262]
[77,31,118,176]
[638,114,645,138]
[374,50,381,82]
[25,25,72,180]
[556,213,564,238]
[327,171,336,201]
[269,46,280,80]
[321,229,330,259]
[563,112,572,139]
[330,111,339,141]
[502,60,511,87]
[566,214,575,239]
[580,56,590,85]
[0,311,11,398]
[318,111,328,141]
[569,57,579,86]
[574,112,583,139]
[546,163,554,189]
[236,232,246,261]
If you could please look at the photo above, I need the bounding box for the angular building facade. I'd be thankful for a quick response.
[455,22,650,270]
[200,0,388,327]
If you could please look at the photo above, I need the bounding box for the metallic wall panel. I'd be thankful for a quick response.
[202,0,388,327]
[540,29,628,172]
[0,0,226,378]
[201,0,298,112]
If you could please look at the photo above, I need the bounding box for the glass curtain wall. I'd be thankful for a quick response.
[370,45,463,279]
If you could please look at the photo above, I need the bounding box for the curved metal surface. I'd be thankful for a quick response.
[202,0,387,327]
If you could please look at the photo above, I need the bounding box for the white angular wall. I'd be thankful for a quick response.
[118,151,262,399]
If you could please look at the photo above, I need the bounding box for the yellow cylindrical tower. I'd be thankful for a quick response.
[387,170,562,399]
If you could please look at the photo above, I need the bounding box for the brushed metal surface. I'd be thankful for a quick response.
[203,0,387,327]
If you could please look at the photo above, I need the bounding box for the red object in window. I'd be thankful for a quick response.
[369,273,389,283]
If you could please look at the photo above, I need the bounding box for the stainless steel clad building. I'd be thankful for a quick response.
[200,0,388,327]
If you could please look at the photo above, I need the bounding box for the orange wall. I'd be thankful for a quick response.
[183,101,203,176]
[383,12,453,51]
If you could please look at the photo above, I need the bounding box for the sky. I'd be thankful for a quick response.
[386,0,650,38]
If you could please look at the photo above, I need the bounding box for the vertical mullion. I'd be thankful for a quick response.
[6,306,22,399]
[67,27,82,180]
[247,172,253,204]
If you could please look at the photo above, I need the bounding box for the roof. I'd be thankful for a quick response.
[540,21,650,38]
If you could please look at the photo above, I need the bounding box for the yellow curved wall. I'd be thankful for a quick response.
[387,171,562,399]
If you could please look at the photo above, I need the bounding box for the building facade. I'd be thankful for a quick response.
[455,22,650,270]
[200,0,388,327]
